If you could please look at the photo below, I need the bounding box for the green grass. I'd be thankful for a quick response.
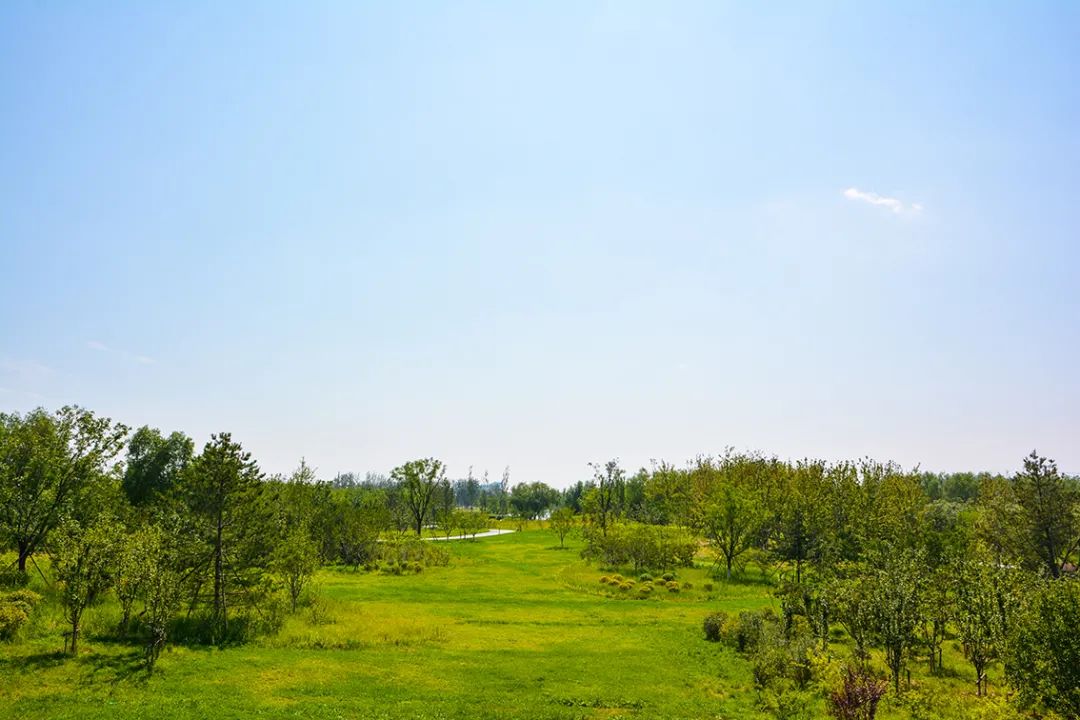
[0,531,1013,719]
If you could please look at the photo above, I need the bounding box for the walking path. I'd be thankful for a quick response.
[426,528,517,541]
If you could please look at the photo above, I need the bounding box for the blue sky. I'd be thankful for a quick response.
[2,2,1078,484]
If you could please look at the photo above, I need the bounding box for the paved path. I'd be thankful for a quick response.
[425,528,517,541]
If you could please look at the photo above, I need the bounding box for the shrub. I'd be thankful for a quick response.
[662,572,675,582]
[704,612,727,642]
[668,585,680,593]
[639,573,653,582]
[619,583,632,592]
[2,590,41,613]
[704,582,714,592]
[723,608,777,653]
[613,574,624,582]
[638,586,654,597]
[827,665,888,720]
[581,522,696,571]
[683,582,693,590]
[0,603,29,640]
[599,576,611,584]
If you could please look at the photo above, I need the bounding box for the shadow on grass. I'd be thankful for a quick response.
[0,650,68,674]
[79,648,148,686]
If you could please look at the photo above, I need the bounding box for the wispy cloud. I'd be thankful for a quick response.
[86,340,155,365]
[843,187,922,215]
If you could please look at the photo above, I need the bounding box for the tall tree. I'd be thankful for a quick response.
[179,432,270,642]
[1011,451,1079,578]
[584,460,624,537]
[391,458,444,536]
[122,426,193,507]
[0,406,128,573]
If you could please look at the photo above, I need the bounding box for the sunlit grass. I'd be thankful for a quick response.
[1,532,1009,719]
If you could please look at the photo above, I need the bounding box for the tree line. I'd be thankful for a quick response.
[1,405,1078,717]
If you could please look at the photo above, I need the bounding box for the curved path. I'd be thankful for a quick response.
[425,528,517,541]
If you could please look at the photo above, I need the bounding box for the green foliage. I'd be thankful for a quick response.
[0,603,29,640]
[509,482,560,522]
[952,556,1019,695]
[51,517,122,654]
[122,426,193,507]
[703,611,726,642]
[272,526,320,612]
[0,406,128,573]
[177,432,273,644]
[548,506,575,548]
[1011,451,1080,578]
[865,551,927,693]
[390,458,445,536]
[1006,578,1080,717]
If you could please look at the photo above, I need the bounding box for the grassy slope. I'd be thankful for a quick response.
[0,530,1007,719]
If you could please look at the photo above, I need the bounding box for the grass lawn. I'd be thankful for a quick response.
[0,530,1009,719]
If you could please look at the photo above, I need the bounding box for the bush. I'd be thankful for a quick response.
[0,603,29,640]
[703,612,727,642]
[704,582,714,592]
[827,665,887,720]
[639,573,653,582]
[683,582,693,590]
[619,583,632,592]
[2,589,41,613]
[599,576,611,584]
[638,586,654,597]
[723,608,777,653]
[581,523,696,572]
[668,584,680,593]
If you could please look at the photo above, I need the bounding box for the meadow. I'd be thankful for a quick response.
[0,528,1009,720]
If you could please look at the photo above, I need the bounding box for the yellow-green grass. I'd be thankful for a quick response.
[1,531,1011,719]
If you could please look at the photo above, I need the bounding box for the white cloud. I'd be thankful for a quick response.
[86,340,110,352]
[843,187,922,214]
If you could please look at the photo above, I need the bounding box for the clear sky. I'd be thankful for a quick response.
[2,2,1078,484]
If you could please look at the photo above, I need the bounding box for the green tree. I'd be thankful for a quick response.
[51,517,121,654]
[509,482,560,522]
[701,480,764,580]
[549,506,575,548]
[1006,578,1080,716]
[1011,451,1079,578]
[584,460,624,537]
[122,426,193,507]
[140,525,180,672]
[867,551,926,693]
[178,432,271,642]
[272,526,319,612]
[952,556,1017,696]
[772,461,830,584]
[0,406,128,573]
[113,525,156,634]
[392,458,445,536]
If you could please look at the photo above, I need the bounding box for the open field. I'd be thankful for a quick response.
[0,529,1009,720]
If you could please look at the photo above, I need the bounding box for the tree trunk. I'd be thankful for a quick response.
[17,541,30,574]
[213,508,226,640]
[69,613,81,655]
